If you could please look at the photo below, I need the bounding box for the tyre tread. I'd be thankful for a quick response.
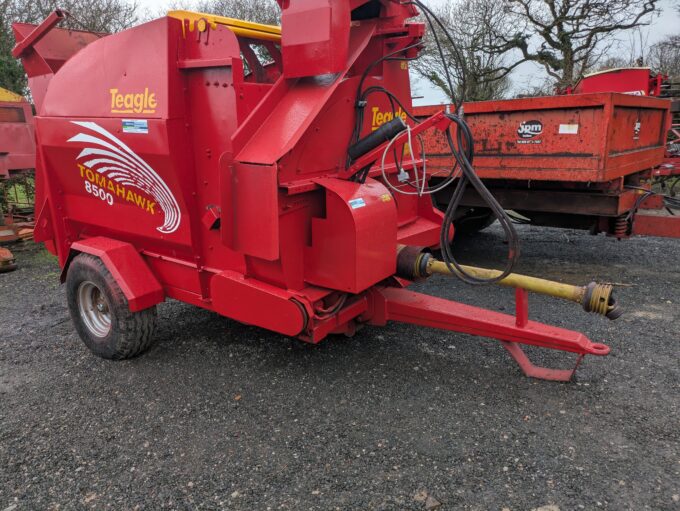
[66,253,157,360]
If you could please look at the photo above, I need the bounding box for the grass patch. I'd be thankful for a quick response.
[33,247,58,264]
[1,174,34,213]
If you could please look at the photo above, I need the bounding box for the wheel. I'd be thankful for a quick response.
[453,207,496,236]
[66,253,157,359]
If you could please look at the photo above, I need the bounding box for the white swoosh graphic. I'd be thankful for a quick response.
[68,121,181,234]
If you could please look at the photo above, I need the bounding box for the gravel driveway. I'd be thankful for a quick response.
[1,225,679,510]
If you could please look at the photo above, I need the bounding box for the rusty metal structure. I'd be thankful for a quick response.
[0,87,36,268]
[11,3,626,381]
[416,68,680,239]
[0,87,34,179]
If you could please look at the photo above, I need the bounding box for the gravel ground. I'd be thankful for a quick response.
[1,225,679,510]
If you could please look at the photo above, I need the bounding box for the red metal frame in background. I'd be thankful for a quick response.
[0,90,36,242]
[660,121,680,173]
[0,98,34,180]
[415,82,680,239]
[569,67,665,96]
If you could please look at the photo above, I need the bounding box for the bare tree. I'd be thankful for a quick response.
[513,77,558,97]
[7,0,139,34]
[485,0,659,89]
[592,27,650,72]
[412,0,512,103]
[596,21,680,79]
[648,34,680,77]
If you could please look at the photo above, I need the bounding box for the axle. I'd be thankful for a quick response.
[397,246,622,320]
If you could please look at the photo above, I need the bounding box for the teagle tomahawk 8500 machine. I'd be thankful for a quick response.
[13,1,621,381]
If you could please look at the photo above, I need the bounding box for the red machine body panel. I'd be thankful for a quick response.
[20,11,427,312]
[305,177,397,293]
[280,0,350,78]
[12,18,101,112]
[416,93,669,182]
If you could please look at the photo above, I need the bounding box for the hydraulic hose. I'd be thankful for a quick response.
[347,1,521,284]
[438,113,521,285]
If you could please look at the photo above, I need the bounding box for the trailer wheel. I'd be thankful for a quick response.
[453,207,496,236]
[66,253,157,360]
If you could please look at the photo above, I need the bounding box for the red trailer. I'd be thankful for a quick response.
[0,87,34,180]
[0,87,35,265]
[415,67,680,238]
[569,68,679,181]
[12,4,623,381]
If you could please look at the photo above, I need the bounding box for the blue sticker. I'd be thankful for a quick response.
[349,198,366,209]
[122,119,149,134]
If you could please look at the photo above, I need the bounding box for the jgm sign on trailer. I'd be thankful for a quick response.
[517,120,543,144]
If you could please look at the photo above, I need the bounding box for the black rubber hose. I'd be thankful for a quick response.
[348,118,407,161]
[438,113,520,285]
[344,2,520,284]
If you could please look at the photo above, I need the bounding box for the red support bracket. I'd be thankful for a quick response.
[11,10,67,59]
[631,213,680,239]
[500,342,584,382]
[500,288,585,382]
[366,286,610,382]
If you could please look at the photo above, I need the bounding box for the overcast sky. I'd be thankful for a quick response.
[139,0,679,104]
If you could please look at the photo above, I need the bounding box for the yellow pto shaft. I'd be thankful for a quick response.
[426,259,621,320]
[395,246,622,320]
[430,260,584,301]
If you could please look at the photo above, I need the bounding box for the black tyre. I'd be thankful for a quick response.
[453,207,496,236]
[66,253,157,360]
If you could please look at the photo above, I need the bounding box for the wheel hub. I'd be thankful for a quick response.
[77,281,112,337]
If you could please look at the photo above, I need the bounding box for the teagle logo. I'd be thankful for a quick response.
[110,87,157,115]
[517,120,543,139]
[372,106,408,131]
